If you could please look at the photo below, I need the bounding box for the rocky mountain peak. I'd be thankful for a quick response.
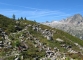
[72,14,83,20]
[61,14,83,24]
[43,14,83,40]
[73,14,82,17]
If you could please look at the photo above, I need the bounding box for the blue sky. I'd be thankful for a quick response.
[0,0,83,22]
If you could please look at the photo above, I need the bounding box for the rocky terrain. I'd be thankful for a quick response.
[0,14,83,60]
[43,14,83,40]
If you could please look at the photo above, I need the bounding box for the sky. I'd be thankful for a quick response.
[0,0,83,22]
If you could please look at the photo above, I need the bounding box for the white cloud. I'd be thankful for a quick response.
[0,2,42,10]
[0,9,70,19]
[0,2,71,21]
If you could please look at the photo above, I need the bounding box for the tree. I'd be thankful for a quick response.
[20,17,23,20]
[34,20,36,22]
[12,14,15,20]
[24,17,27,20]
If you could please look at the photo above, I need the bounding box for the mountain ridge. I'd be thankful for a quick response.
[43,14,83,40]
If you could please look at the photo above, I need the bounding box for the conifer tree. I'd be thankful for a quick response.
[24,17,27,20]
[12,14,15,20]
[20,17,23,20]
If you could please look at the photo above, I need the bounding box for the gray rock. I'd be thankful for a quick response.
[43,14,83,40]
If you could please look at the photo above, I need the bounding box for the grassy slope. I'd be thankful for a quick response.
[0,14,83,59]
[16,20,83,59]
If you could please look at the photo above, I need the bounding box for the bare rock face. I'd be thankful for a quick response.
[43,14,83,40]
[62,14,83,25]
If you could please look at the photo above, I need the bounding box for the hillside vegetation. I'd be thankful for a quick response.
[0,14,83,60]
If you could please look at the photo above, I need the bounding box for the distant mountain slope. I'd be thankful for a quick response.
[43,14,83,40]
[0,14,83,60]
